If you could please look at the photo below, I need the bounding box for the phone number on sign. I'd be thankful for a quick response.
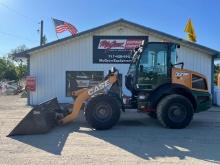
[108,54,131,59]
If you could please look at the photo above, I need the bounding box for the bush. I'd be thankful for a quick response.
[214,64,220,85]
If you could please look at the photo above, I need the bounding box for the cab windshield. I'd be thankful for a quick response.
[126,42,178,91]
[138,43,168,75]
[127,46,143,75]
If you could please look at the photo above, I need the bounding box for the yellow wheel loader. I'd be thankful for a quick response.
[8,41,212,136]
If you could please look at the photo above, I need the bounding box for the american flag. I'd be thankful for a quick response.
[52,18,78,36]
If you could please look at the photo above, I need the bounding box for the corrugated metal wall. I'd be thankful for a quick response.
[30,24,212,105]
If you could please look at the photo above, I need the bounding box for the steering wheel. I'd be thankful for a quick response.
[142,66,158,80]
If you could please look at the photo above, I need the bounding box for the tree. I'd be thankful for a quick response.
[0,45,28,81]
[214,64,220,85]
[9,45,28,80]
[0,57,18,80]
[42,35,47,45]
[4,67,18,80]
[16,60,27,80]
[10,45,28,54]
[0,57,7,80]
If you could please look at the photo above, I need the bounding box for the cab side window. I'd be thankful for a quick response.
[171,44,177,65]
[192,74,208,90]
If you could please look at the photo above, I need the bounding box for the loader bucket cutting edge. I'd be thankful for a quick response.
[8,98,61,136]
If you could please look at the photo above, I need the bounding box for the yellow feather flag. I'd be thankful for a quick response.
[184,19,197,42]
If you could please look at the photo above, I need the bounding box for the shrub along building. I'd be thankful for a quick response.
[15,19,220,105]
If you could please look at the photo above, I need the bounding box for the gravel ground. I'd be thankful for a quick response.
[0,95,220,165]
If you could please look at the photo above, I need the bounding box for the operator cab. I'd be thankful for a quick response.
[125,42,180,95]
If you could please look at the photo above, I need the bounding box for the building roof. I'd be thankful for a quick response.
[14,18,220,58]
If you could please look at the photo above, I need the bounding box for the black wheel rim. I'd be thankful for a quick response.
[94,102,113,122]
[167,103,187,123]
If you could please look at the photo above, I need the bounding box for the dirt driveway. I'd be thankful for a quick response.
[0,95,220,165]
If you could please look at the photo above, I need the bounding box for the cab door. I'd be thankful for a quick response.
[137,43,170,91]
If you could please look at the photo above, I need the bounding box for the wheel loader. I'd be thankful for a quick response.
[8,41,212,136]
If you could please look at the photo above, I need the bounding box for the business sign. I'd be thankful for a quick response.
[93,36,148,64]
[26,76,36,91]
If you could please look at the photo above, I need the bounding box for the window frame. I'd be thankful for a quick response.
[66,71,104,97]
[191,74,208,92]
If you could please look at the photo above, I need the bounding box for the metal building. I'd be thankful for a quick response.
[16,19,220,105]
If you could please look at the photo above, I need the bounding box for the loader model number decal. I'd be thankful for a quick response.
[88,80,111,96]
[176,72,189,77]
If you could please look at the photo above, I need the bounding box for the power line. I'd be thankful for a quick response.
[0,2,56,46]
[0,31,39,43]
[0,2,47,45]
[0,50,9,57]
[0,2,38,24]
[0,50,7,54]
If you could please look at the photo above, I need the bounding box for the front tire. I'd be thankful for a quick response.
[85,95,121,130]
[157,94,193,129]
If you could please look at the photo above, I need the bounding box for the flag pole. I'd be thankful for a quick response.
[55,31,59,40]
[51,17,59,40]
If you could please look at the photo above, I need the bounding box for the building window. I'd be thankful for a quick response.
[192,74,207,90]
[66,71,104,97]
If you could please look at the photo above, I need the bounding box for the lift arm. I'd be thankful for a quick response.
[60,70,118,124]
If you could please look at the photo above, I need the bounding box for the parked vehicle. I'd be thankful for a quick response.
[9,41,211,136]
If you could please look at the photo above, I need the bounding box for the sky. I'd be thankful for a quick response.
[0,0,220,62]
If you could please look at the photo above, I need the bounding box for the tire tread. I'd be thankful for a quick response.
[157,94,193,129]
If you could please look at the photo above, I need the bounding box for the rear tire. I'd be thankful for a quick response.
[85,95,121,130]
[157,94,193,129]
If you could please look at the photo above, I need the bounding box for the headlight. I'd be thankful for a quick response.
[138,95,146,100]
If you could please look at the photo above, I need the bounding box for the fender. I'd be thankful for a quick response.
[107,91,125,112]
[85,93,124,112]
[147,83,197,110]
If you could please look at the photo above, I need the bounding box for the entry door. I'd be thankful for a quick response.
[137,43,168,90]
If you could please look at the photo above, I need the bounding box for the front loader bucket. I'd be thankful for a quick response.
[8,98,61,136]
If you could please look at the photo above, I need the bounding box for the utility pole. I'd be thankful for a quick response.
[40,20,44,46]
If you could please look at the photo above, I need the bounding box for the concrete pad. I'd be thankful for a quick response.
[0,95,220,165]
